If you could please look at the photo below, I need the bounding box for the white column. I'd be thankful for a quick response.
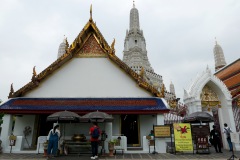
[104,122,112,153]
[155,114,165,153]
[219,100,240,151]
[1,114,13,153]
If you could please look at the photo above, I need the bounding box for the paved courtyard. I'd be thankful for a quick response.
[0,148,240,160]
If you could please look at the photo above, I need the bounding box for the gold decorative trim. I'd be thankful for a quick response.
[237,98,240,107]
[75,54,107,58]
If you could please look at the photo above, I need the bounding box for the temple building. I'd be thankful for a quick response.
[0,6,170,153]
[122,3,175,101]
[213,40,240,132]
[214,58,240,131]
[183,41,240,151]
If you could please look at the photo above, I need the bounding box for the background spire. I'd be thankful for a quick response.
[213,40,227,71]
[133,0,135,8]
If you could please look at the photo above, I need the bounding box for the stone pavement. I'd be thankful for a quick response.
[0,148,240,160]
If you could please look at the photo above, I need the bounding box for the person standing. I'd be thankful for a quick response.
[47,124,60,158]
[89,122,101,159]
[210,125,222,153]
[148,130,154,136]
[223,123,233,151]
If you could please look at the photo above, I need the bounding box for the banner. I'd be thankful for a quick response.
[173,123,193,151]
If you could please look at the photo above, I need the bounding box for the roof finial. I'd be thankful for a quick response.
[215,37,218,45]
[90,4,92,20]
[8,83,14,99]
[33,66,37,76]
[133,0,135,8]
[111,38,115,50]
[63,35,66,42]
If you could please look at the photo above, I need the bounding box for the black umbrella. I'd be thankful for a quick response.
[47,110,81,140]
[47,110,81,122]
[80,110,114,122]
[183,111,214,123]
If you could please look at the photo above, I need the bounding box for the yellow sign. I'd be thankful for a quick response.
[154,125,171,138]
[173,123,193,151]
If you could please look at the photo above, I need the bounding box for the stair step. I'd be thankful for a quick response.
[127,147,143,150]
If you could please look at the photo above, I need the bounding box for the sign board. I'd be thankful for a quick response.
[154,125,171,138]
[173,123,193,152]
[230,133,239,143]
[38,136,47,144]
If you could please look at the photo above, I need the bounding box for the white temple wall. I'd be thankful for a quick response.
[25,58,152,98]
[1,114,13,152]
[112,115,120,136]
[140,115,156,138]
[13,115,35,149]
[155,114,165,153]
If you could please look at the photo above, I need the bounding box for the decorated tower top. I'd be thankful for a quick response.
[213,39,227,71]
[170,81,175,95]
[130,0,140,31]
[57,36,68,58]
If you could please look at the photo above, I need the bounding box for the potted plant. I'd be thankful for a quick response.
[108,139,117,156]
[43,141,48,157]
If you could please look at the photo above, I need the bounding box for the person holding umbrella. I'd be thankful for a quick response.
[47,124,60,158]
[89,122,101,159]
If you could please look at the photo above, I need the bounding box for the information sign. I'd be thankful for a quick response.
[38,136,47,144]
[154,125,171,138]
[173,123,193,152]
[230,133,239,143]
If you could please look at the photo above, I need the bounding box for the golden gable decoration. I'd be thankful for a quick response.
[201,85,220,111]
[76,34,106,57]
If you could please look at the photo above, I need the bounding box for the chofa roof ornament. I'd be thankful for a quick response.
[8,83,14,99]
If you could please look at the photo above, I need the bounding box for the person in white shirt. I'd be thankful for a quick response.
[223,123,233,151]
[47,124,60,158]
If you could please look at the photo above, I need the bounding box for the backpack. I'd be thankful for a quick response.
[92,127,100,138]
[225,127,231,138]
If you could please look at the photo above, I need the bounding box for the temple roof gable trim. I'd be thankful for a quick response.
[11,15,162,98]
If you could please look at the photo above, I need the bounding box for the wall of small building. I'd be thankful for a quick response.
[139,115,156,145]
[13,115,35,149]
[112,114,156,147]
[112,115,120,136]
[25,58,152,98]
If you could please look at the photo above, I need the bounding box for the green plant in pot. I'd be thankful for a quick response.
[43,141,48,150]
[108,139,117,150]
[43,141,48,157]
[108,139,117,156]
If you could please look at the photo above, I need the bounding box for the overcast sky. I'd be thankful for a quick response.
[0,0,239,102]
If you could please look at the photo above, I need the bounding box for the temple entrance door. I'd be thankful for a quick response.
[121,114,139,147]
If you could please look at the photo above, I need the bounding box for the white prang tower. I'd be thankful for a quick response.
[213,40,227,71]
[123,2,164,92]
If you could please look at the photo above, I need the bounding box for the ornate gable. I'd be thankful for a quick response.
[75,34,106,57]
